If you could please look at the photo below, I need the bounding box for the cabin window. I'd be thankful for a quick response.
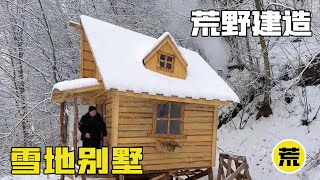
[154,102,183,136]
[158,53,174,71]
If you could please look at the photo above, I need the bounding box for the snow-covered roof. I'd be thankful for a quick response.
[80,15,240,103]
[52,78,99,92]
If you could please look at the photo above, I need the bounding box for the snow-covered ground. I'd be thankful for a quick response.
[215,83,320,180]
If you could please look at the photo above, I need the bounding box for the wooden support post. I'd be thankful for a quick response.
[109,91,119,176]
[60,101,66,145]
[111,91,119,147]
[59,101,65,180]
[119,175,125,180]
[207,167,213,180]
[211,106,219,167]
[73,95,79,161]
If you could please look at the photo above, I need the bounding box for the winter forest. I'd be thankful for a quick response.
[1,0,320,179]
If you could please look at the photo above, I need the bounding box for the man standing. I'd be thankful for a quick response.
[79,106,107,148]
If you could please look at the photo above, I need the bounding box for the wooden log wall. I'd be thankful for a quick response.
[116,95,217,172]
[104,92,113,144]
[80,30,102,80]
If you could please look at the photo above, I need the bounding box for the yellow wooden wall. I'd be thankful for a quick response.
[115,95,217,172]
[144,39,187,80]
[103,92,113,144]
[80,30,102,80]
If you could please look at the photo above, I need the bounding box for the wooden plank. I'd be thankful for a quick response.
[119,95,150,103]
[117,143,156,147]
[184,106,214,112]
[69,21,81,29]
[184,123,213,130]
[143,161,211,171]
[51,86,104,103]
[184,117,213,123]
[118,124,152,131]
[80,29,84,78]
[59,102,66,145]
[111,91,119,147]
[141,156,212,165]
[119,107,153,113]
[226,163,247,180]
[119,113,153,118]
[150,174,167,180]
[184,129,213,135]
[119,91,231,107]
[83,70,95,78]
[73,95,79,162]
[120,102,152,107]
[59,101,66,180]
[207,167,213,180]
[186,135,212,141]
[212,106,219,167]
[143,152,212,160]
[119,118,152,125]
[118,131,149,137]
[83,51,94,61]
[184,111,214,117]
[185,169,210,180]
[83,60,96,71]
[140,146,212,154]
[117,136,213,144]
[116,141,211,147]
[118,137,154,144]
[83,41,91,52]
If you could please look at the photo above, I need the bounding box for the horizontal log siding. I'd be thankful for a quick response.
[117,95,216,171]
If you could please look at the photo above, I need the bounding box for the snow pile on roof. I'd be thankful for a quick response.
[52,78,99,92]
[80,15,240,103]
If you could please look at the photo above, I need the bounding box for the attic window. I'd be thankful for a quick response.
[158,53,174,71]
[153,102,184,137]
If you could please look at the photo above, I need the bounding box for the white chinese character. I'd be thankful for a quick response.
[238,11,251,36]
[283,10,312,36]
[221,11,238,36]
[252,10,281,36]
[190,10,220,37]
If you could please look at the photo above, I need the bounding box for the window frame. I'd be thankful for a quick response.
[152,100,185,138]
[157,51,175,72]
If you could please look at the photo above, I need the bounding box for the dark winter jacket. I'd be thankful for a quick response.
[79,112,107,141]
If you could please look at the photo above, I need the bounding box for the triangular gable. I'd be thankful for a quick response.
[143,32,188,79]
[143,32,188,67]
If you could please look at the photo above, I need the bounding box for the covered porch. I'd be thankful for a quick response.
[51,78,115,180]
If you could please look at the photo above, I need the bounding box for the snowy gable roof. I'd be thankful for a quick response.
[52,78,99,92]
[80,15,240,103]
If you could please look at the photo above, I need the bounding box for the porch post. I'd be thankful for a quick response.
[59,101,66,180]
[73,95,79,161]
[59,101,66,145]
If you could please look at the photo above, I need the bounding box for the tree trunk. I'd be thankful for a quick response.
[254,0,272,119]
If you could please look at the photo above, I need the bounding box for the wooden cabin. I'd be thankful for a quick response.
[51,15,240,179]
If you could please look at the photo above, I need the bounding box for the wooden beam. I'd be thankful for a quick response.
[211,106,219,167]
[150,173,167,180]
[119,91,230,106]
[111,91,119,147]
[59,101,66,145]
[73,95,79,162]
[80,29,84,78]
[51,84,104,102]
[185,169,209,180]
[69,21,82,29]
